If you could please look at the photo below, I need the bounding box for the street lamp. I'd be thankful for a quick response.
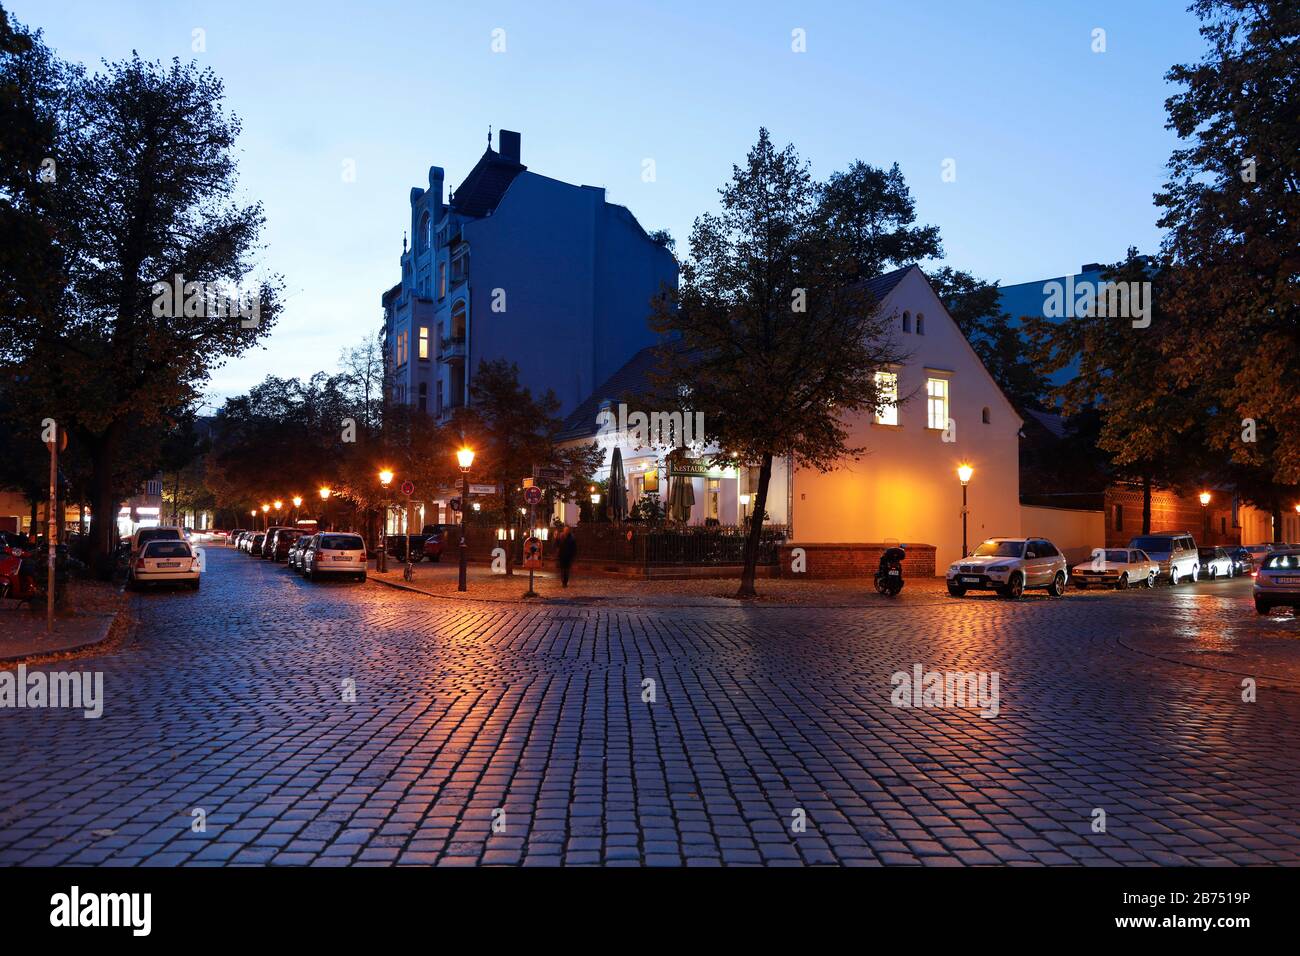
[250,508,257,531]
[319,487,331,501]
[377,469,394,572]
[456,448,475,592]
[1199,491,1211,540]
[260,503,269,531]
[957,464,974,558]
[740,493,751,525]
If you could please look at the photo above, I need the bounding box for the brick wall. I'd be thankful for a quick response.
[1103,486,1240,548]
[777,543,937,579]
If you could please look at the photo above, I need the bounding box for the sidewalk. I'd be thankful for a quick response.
[0,580,126,663]
[368,558,953,607]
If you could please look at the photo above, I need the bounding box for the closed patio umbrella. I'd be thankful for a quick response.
[609,448,628,521]
[668,474,695,522]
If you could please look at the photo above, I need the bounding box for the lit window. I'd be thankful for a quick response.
[926,377,949,430]
[418,326,429,360]
[874,371,898,426]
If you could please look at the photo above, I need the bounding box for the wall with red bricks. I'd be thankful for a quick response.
[777,542,937,578]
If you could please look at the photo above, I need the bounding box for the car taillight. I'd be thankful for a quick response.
[190,558,200,571]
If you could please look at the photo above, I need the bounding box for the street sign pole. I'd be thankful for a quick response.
[46,422,57,634]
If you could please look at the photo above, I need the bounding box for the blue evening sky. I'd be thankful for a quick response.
[10,1,1206,406]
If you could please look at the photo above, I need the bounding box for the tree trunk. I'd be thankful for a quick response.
[87,432,122,580]
[737,453,773,598]
[1141,473,1152,535]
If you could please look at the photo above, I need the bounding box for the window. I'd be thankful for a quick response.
[417,212,430,253]
[707,478,720,520]
[873,370,899,426]
[438,262,446,299]
[450,300,466,339]
[916,313,925,335]
[418,326,429,360]
[395,330,408,366]
[902,311,912,333]
[926,377,949,430]
[451,249,468,285]
[981,406,991,424]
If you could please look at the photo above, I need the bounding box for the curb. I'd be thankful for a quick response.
[0,610,122,666]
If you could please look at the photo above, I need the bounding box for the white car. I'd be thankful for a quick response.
[1255,549,1300,614]
[1070,548,1160,589]
[303,532,368,582]
[1196,547,1235,580]
[1128,533,1200,584]
[129,539,200,590]
[129,525,184,558]
[946,537,1069,599]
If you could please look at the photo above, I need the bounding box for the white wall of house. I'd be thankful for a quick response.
[1020,504,1106,565]
[791,267,1023,572]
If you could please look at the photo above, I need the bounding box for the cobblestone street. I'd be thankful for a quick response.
[2,546,1298,866]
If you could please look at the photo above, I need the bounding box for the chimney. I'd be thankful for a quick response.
[498,129,521,163]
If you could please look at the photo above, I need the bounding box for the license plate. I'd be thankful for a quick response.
[332,556,352,562]
[158,562,181,568]
[1277,576,1300,584]
[888,569,899,576]
[962,576,980,583]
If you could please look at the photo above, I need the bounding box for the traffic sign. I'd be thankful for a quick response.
[448,498,461,512]
[523,486,543,505]
[400,480,414,496]
[532,465,568,482]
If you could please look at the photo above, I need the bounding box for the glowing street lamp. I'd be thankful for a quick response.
[319,487,331,501]
[377,470,394,572]
[957,464,974,557]
[456,448,474,592]
[740,492,751,524]
[1199,491,1211,539]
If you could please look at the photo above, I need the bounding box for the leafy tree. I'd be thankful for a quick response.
[463,359,599,574]
[652,129,904,597]
[813,160,942,280]
[1,32,283,573]
[1155,0,1300,483]
[1025,249,1204,532]
[929,267,1050,411]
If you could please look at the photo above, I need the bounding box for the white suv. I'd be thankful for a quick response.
[947,537,1069,599]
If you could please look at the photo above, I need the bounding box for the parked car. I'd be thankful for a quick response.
[227,529,246,546]
[1128,532,1199,584]
[129,526,184,557]
[129,539,200,590]
[1197,546,1235,580]
[303,532,368,582]
[287,533,312,571]
[1225,547,1253,576]
[1070,548,1159,589]
[385,534,427,563]
[1254,549,1300,615]
[267,528,303,562]
[248,532,266,556]
[260,527,294,559]
[946,537,1068,599]
[422,525,446,562]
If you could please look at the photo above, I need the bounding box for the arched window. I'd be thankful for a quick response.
[417,212,430,253]
[916,313,925,335]
[902,311,912,333]
[981,406,991,424]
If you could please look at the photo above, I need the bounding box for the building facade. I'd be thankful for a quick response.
[382,129,678,421]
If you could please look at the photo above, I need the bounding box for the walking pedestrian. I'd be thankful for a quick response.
[556,524,578,587]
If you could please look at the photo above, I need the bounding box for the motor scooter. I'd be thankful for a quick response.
[873,545,906,597]
[0,545,44,607]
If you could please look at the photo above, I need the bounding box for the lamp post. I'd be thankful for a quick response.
[378,469,393,572]
[249,509,257,534]
[261,503,269,531]
[291,495,302,524]
[319,487,331,531]
[1199,491,1211,541]
[456,448,475,592]
[957,464,974,557]
[740,493,751,526]
[590,486,601,520]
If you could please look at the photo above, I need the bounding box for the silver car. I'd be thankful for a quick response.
[947,537,1069,599]
[1255,549,1300,615]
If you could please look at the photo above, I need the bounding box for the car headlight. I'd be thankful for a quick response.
[988,564,1012,572]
